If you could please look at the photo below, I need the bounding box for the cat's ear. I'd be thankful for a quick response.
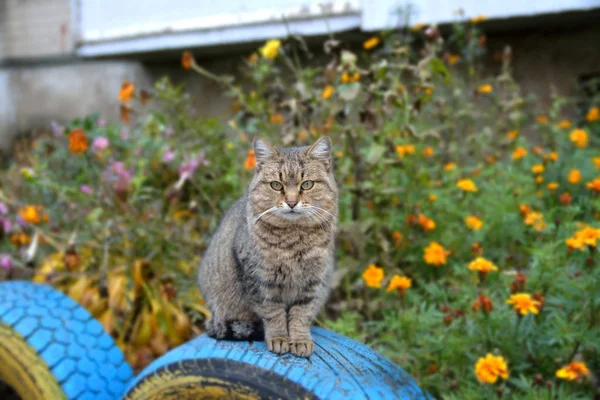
[253,137,279,163]
[305,136,332,161]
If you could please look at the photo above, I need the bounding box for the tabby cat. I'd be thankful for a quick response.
[197,136,337,357]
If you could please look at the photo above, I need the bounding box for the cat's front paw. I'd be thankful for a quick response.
[290,339,314,357]
[266,336,290,354]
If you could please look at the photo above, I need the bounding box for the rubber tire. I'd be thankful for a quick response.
[0,281,134,400]
[125,327,429,400]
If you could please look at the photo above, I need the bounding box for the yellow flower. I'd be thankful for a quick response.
[567,226,600,249]
[477,84,493,94]
[423,242,449,266]
[468,257,498,273]
[587,177,600,192]
[19,205,48,224]
[395,144,416,158]
[586,106,599,122]
[549,152,559,161]
[570,129,588,148]
[386,275,412,293]
[422,147,434,157]
[557,120,572,129]
[531,164,544,174]
[362,264,384,288]
[566,236,586,251]
[417,214,436,231]
[568,169,582,184]
[465,216,483,230]
[512,147,528,160]
[447,54,460,65]
[457,179,478,192]
[322,85,334,100]
[470,15,488,24]
[535,176,544,184]
[474,354,509,384]
[524,211,546,231]
[428,194,438,203]
[341,72,361,83]
[537,115,549,124]
[507,130,519,140]
[547,182,559,191]
[556,361,590,381]
[259,39,281,59]
[444,162,457,171]
[363,36,380,50]
[593,157,600,169]
[506,293,541,315]
[410,22,427,31]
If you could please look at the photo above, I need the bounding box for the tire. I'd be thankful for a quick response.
[0,281,134,400]
[125,327,429,400]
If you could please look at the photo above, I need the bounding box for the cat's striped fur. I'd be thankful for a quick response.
[197,137,337,357]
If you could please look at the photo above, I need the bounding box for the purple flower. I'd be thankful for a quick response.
[0,218,11,234]
[51,121,63,137]
[92,137,110,153]
[80,185,93,195]
[0,254,12,271]
[162,150,176,163]
[96,118,107,128]
[178,153,209,176]
[16,214,28,228]
[104,161,133,194]
[0,202,7,215]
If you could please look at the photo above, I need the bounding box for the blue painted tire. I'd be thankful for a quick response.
[125,327,429,400]
[0,281,134,399]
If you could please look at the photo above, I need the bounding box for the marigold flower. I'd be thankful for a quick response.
[260,39,281,59]
[244,150,256,170]
[506,293,541,315]
[556,361,590,381]
[586,106,599,122]
[510,272,527,293]
[392,231,403,247]
[570,226,600,248]
[386,275,412,293]
[507,130,519,140]
[395,144,416,158]
[587,177,600,192]
[568,169,582,184]
[270,114,284,124]
[69,128,88,153]
[181,51,194,69]
[363,36,380,50]
[470,14,488,24]
[439,164,455,174]
[477,84,493,94]
[512,147,528,160]
[341,72,361,83]
[471,242,484,256]
[547,182,559,191]
[565,236,586,251]
[593,157,600,169]
[475,354,509,384]
[465,216,483,230]
[468,257,498,274]
[557,120,572,129]
[19,205,48,224]
[536,115,549,124]
[428,194,437,202]
[559,192,573,205]
[322,85,334,100]
[424,242,449,266]
[570,129,588,148]
[118,81,135,102]
[362,264,384,288]
[447,54,460,65]
[422,147,434,157]
[417,214,436,231]
[10,232,31,247]
[524,211,546,231]
[535,176,544,184]
[531,164,544,174]
[457,179,478,192]
[472,294,493,314]
[549,151,559,161]
[519,204,531,217]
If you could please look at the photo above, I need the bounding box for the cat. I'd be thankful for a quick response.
[197,136,338,357]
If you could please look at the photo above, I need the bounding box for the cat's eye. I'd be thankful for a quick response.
[301,180,314,190]
[270,181,283,191]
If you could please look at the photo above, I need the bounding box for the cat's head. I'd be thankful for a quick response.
[248,137,338,226]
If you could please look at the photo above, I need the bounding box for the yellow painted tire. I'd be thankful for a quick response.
[0,281,134,399]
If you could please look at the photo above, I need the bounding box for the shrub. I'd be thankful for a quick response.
[2,13,600,397]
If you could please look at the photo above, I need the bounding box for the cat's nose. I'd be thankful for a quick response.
[285,200,298,209]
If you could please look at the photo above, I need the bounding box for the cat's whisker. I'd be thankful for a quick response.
[310,205,336,220]
[253,207,277,224]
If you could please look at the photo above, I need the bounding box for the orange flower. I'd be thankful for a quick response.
[247,52,258,64]
[568,226,600,248]
[510,272,527,293]
[559,192,573,205]
[410,22,427,31]
[244,150,256,170]
[417,214,436,231]
[557,120,572,129]
[269,114,284,124]
[428,194,437,203]
[395,144,416,158]
[118,81,135,102]
[556,361,590,381]
[363,36,380,50]
[536,115,549,124]
[519,204,531,217]
[362,264,384,288]
[444,162,457,171]
[457,179,478,192]
[322,85,334,100]
[593,157,600,169]
[547,182,559,191]
[19,205,48,224]
[470,15,488,23]
[68,129,88,153]
[422,147,434,157]
[587,177,600,192]
[568,169,582,184]
[471,242,484,256]
[181,51,194,69]
[424,242,449,266]
[447,54,460,65]
[474,354,509,384]
[465,216,483,230]
[468,257,498,274]
[549,151,559,161]
[506,293,541,315]
[570,129,588,148]
[512,147,528,160]
[477,84,493,94]
[507,130,519,140]
[10,232,31,247]
[524,211,546,231]
[120,104,131,124]
[472,294,493,314]
[531,164,544,174]
[392,231,403,247]
[586,106,599,122]
[386,275,412,294]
